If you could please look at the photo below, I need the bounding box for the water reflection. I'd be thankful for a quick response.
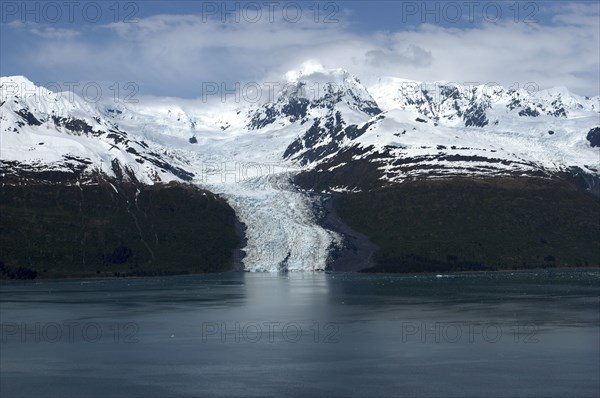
[241,272,332,321]
[0,269,598,398]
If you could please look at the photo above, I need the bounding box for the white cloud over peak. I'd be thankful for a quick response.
[4,4,599,97]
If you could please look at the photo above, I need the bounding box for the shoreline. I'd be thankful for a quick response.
[231,212,248,272]
[314,193,378,272]
[2,266,598,283]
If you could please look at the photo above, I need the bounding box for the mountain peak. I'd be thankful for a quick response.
[1,75,39,100]
[245,65,381,130]
[283,60,363,84]
[1,75,35,85]
[284,60,328,82]
[282,62,361,89]
[275,63,375,110]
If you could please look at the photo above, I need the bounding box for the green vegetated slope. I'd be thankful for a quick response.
[334,178,600,273]
[0,182,241,279]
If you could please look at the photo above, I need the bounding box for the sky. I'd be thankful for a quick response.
[1,0,599,98]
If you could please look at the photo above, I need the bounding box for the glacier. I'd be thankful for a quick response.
[206,174,341,272]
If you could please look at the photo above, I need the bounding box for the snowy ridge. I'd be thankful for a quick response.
[306,107,600,187]
[369,77,599,124]
[1,67,599,272]
[0,76,194,184]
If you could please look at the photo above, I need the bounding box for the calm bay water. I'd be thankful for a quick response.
[1,269,599,398]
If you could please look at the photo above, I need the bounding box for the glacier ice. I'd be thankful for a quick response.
[206,173,342,272]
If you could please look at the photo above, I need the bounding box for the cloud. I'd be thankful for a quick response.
[6,20,80,39]
[3,3,599,97]
[365,45,433,68]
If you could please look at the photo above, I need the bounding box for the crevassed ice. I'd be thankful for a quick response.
[207,174,341,272]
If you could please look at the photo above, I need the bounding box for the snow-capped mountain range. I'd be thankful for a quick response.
[1,65,599,271]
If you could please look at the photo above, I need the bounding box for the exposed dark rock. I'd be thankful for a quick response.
[518,107,540,117]
[586,127,600,147]
[52,115,96,135]
[464,104,489,127]
[16,108,42,126]
[281,98,310,122]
